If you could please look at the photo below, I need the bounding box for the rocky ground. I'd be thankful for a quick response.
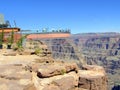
[0,49,107,90]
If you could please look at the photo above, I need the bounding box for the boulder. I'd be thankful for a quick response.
[24,64,108,90]
[36,62,78,78]
[50,76,76,90]
[78,65,108,90]
[29,72,78,90]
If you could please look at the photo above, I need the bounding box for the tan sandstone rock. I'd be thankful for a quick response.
[0,64,32,90]
[35,72,78,90]
[36,62,78,78]
[78,65,108,90]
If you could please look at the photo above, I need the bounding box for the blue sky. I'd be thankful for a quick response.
[0,0,120,34]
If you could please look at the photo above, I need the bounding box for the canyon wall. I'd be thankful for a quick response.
[72,33,120,90]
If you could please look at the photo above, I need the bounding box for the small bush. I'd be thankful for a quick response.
[60,69,66,75]
[35,48,42,55]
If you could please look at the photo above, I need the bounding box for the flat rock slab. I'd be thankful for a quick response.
[0,64,32,90]
[3,52,16,56]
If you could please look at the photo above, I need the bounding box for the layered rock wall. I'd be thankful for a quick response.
[24,62,107,90]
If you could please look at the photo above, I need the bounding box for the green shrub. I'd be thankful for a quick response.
[60,69,66,75]
[0,29,4,45]
[35,48,42,55]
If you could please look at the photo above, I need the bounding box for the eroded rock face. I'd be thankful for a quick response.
[24,63,107,90]
[42,72,78,90]
[78,65,107,90]
[0,50,108,90]
[0,61,107,90]
[78,36,120,89]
